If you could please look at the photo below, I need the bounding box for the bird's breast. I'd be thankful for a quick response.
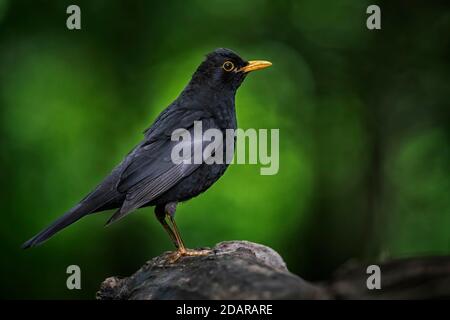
[212,99,237,131]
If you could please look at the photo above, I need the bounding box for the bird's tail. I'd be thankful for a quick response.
[21,203,89,249]
[22,190,117,249]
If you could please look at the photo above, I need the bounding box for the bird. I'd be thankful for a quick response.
[22,48,272,261]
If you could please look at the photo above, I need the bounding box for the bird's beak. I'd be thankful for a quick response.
[239,60,272,73]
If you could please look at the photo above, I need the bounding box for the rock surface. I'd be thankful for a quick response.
[97,240,328,300]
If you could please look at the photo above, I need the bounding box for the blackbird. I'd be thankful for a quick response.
[22,48,272,261]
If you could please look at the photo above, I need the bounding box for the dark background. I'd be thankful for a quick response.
[0,0,448,299]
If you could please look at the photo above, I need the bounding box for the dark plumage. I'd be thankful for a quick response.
[22,48,271,259]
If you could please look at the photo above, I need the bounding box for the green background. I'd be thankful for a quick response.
[0,0,448,299]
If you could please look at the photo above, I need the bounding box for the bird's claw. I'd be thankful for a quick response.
[165,248,212,263]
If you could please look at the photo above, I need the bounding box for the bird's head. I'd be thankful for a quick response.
[190,48,272,92]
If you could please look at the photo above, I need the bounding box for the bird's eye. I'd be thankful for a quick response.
[222,61,235,72]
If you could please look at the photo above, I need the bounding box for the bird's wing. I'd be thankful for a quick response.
[117,108,207,190]
[106,112,217,225]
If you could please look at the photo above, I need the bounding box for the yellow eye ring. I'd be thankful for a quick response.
[222,61,235,72]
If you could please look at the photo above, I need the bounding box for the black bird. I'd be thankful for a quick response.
[22,48,272,261]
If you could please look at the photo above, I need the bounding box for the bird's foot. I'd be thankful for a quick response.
[166,248,212,263]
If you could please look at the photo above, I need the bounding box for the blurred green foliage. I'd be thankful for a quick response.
[0,0,448,299]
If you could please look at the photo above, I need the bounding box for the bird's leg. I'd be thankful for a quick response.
[162,202,211,263]
[154,205,179,249]
[167,215,186,253]
[166,215,211,262]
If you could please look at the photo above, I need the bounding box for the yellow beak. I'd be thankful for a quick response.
[239,60,272,73]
